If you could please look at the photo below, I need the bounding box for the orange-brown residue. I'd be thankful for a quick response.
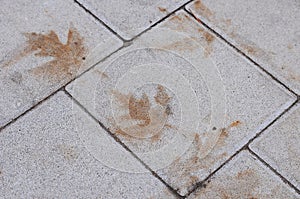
[110,86,171,141]
[241,44,259,55]
[154,85,171,106]
[194,0,214,18]
[96,70,109,79]
[58,144,78,161]
[2,26,86,81]
[202,31,215,57]
[236,169,254,180]
[158,7,167,12]
[230,120,241,127]
[203,32,215,44]
[129,94,151,126]
[170,15,183,22]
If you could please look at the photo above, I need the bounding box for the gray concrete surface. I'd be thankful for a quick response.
[76,0,190,39]
[188,151,299,199]
[0,0,299,198]
[187,0,300,94]
[0,92,175,198]
[0,0,122,127]
[250,102,300,190]
[66,11,296,195]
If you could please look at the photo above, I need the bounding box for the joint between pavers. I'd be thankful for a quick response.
[185,99,297,197]
[63,89,184,199]
[184,8,298,98]
[73,0,125,42]
[248,148,300,195]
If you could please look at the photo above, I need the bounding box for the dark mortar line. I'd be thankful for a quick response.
[0,45,122,132]
[186,99,298,197]
[73,0,125,42]
[184,8,298,97]
[0,87,65,132]
[75,0,194,42]
[123,0,195,43]
[248,148,300,195]
[63,89,184,199]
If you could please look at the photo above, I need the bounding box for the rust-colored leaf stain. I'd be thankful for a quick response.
[129,94,151,127]
[193,167,262,198]
[194,0,214,18]
[96,70,109,79]
[2,26,86,81]
[154,85,171,106]
[158,7,167,12]
[168,120,242,189]
[230,120,241,127]
[110,85,172,142]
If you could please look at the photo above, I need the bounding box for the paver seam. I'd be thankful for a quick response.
[185,98,299,197]
[74,0,195,42]
[184,8,298,98]
[1,0,299,197]
[248,148,300,195]
[63,89,184,198]
[0,44,122,132]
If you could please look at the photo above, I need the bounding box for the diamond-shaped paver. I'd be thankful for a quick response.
[66,11,296,195]
[76,0,190,40]
[250,102,300,190]
[0,0,122,127]
[187,0,300,94]
[188,150,299,199]
[0,92,175,198]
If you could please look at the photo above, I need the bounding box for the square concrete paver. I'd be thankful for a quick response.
[188,150,299,199]
[66,11,296,195]
[250,102,300,190]
[0,0,122,127]
[0,91,175,198]
[76,0,189,40]
[187,0,300,94]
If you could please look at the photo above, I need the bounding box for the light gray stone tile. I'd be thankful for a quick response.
[250,102,300,190]
[77,0,190,39]
[66,11,295,195]
[187,0,300,94]
[188,151,299,199]
[0,92,175,199]
[0,0,122,127]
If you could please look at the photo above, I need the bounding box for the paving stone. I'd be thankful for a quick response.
[0,92,175,199]
[0,0,122,127]
[76,0,190,40]
[250,102,300,190]
[187,0,300,94]
[188,150,299,199]
[66,11,296,195]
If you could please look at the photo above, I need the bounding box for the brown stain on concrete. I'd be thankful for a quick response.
[96,70,109,79]
[155,85,171,106]
[168,120,242,189]
[203,31,215,56]
[110,85,172,142]
[2,25,86,81]
[194,0,214,18]
[58,144,78,161]
[129,94,151,127]
[193,168,261,199]
[158,7,167,13]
